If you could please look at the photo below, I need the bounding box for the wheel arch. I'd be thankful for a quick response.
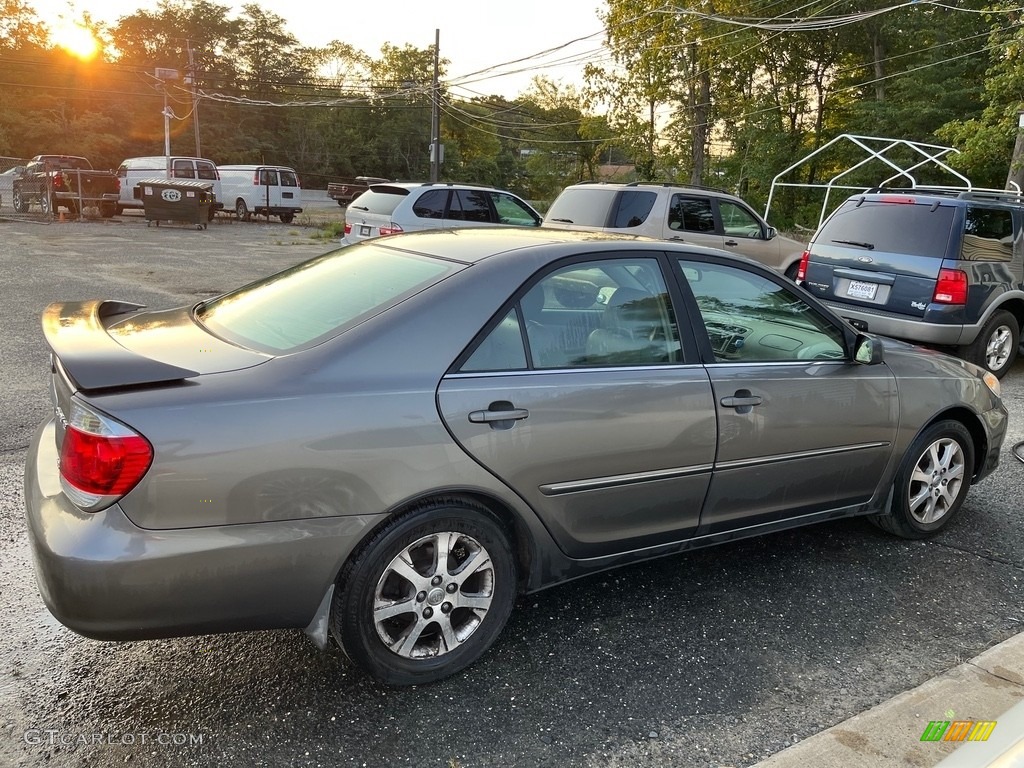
[332,489,537,598]
[917,406,988,479]
[990,296,1024,334]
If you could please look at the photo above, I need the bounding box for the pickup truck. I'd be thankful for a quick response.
[12,155,120,217]
[326,176,389,207]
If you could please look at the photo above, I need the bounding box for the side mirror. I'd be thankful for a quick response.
[765,225,777,241]
[854,334,884,365]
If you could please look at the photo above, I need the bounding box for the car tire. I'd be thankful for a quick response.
[279,212,294,224]
[40,194,52,216]
[12,189,28,213]
[332,500,517,686]
[962,309,1019,379]
[100,203,116,218]
[872,420,974,539]
[235,199,250,222]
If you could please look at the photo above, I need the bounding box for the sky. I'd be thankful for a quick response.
[30,0,610,98]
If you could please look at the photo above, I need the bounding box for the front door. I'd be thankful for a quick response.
[675,257,899,534]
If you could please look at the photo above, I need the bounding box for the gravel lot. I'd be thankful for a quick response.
[0,215,1022,768]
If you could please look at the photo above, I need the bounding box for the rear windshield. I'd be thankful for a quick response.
[348,186,410,215]
[545,188,617,227]
[817,199,956,258]
[196,244,458,353]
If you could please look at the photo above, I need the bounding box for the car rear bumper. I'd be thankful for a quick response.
[23,419,387,641]
[823,302,979,346]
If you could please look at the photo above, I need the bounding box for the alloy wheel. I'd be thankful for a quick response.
[372,531,495,659]
[907,437,966,525]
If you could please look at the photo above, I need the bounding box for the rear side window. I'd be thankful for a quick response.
[412,189,447,219]
[349,187,409,215]
[669,195,715,233]
[172,160,195,179]
[197,244,458,353]
[962,206,1013,262]
[611,191,657,228]
[816,200,955,258]
[450,190,492,223]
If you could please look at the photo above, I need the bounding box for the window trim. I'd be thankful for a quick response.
[450,251,702,375]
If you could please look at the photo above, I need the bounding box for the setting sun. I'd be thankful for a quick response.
[50,20,100,60]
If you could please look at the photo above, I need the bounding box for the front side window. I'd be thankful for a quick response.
[197,245,458,353]
[679,260,845,363]
[962,206,1013,262]
[668,195,715,233]
[490,192,540,226]
[719,201,762,239]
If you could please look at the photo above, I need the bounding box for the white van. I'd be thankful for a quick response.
[115,156,223,216]
[217,165,302,223]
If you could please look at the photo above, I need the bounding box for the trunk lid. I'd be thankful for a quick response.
[42,300,270,391]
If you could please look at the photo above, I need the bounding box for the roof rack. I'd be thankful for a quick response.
[419,181,496,190]
[624,181,730,194]
[864,185,1024,204]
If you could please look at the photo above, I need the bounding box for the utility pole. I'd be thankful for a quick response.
[154,68,180,177]
[187,41,201,158]
[429,28,442,182]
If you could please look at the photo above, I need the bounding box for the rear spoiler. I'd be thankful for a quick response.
[42,300,199,390]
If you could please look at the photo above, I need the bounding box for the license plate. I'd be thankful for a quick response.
[846,280,878,300]
[359,225,371,236]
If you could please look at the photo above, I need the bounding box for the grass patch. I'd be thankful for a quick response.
[311,220,346,242]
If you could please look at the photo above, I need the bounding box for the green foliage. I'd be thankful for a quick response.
[0,0,1020,212]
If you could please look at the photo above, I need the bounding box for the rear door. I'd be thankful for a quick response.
[257,168,283,209]
[278,168,300,208]
[444,189,494,228]
[659,193,726,251]
[438,254,716,559]
[802,197,958,319]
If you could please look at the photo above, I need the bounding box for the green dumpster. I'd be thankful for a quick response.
[138,178,214,230]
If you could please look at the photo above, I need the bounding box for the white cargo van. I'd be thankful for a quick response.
[115,156,223,216]
[217,165,302,223]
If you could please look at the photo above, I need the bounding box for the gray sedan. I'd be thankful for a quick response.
[24,228,1008,686]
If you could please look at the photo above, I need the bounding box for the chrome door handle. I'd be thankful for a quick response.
[720,390,762,414]
[469,408,529,423]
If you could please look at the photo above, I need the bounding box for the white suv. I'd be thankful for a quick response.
[342,182,542,243]
[543,182,806,278]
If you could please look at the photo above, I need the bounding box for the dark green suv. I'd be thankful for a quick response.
[799,189,1024,377]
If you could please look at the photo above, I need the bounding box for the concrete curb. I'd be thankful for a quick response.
[751,632,1024,767]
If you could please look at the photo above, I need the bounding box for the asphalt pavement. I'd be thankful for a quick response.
[0,214,1022,768]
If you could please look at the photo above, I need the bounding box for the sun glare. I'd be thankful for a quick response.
[51,20,100,60]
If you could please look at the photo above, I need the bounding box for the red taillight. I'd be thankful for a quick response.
[53,173,66,191]
[252,171,260,184]
[933,268,968,305]
[878,196,916,204]
[58,401,152,511]
[378,223,404,236]
[344,223,352,235]
[796,250,810,282]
